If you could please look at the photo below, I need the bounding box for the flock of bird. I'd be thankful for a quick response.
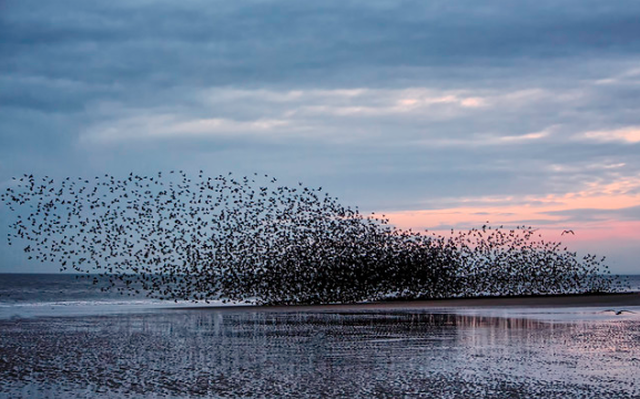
[1,171,615,305]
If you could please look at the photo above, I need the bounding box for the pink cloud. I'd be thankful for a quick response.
[381,183,640,247]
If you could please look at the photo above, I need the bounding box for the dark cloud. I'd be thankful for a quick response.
[3,0,640,93]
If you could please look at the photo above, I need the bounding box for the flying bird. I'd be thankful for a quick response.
[602,309,636,315]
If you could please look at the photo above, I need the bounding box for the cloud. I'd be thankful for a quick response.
[542,205,640,223]
[4,0,640,96]
[81,114,295,143]
[381,172,640,232]
[580,127,640,143]
[77,87,497,144]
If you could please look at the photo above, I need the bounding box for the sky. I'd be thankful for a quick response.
[1,0,639,273]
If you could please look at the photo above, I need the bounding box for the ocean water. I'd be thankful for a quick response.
[0,274,233,319]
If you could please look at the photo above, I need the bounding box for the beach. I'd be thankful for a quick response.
[1,293,640,398]
[3,0,640,397]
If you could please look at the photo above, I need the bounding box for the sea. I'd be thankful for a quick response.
[0,274,235,320]
[1,274,640,398]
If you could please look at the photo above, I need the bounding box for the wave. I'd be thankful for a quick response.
[0,298,247,319]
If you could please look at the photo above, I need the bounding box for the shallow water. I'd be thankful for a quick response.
[0,274,240,319]
[1,309,639,398]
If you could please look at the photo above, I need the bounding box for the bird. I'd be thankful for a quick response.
[602,309,636,315]
[561,230,575,236]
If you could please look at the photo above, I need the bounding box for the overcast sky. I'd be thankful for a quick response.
[1,0,639,273]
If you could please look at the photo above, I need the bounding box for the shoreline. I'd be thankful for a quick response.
[173,291,640,313]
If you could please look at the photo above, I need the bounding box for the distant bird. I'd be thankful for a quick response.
[602,309,636,315]
[561,230,575,236]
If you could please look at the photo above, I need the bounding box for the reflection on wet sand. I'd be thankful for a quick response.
[1,311,639,398]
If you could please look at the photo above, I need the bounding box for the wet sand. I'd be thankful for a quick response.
[178,292,640,313]
[2,293,640,398]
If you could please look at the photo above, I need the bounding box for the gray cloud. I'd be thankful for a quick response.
[3,0,640,93]
[542,206,640,223]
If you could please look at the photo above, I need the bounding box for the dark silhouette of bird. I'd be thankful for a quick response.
[602,309,636,315]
